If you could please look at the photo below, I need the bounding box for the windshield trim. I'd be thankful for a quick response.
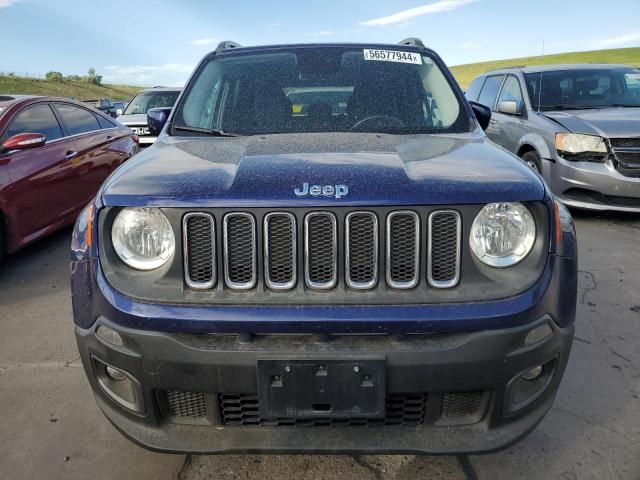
[524,68,640,112]
[122,90,180,116]
[170,44,475,138]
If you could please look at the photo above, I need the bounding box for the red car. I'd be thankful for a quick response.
[0,95,138,259]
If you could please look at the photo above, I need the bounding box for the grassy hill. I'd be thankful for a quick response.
[450,47,640,89]
[0,75,143,101]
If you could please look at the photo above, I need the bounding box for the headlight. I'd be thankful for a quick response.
[111,207,175,270]
[470,203,536,268]
[555,133,607,154]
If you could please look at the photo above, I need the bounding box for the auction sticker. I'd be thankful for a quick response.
[363,49,422,65]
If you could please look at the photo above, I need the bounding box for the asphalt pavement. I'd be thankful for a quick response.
[0,211,638,480]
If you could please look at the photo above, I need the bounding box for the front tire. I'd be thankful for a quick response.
[522,151,542,174]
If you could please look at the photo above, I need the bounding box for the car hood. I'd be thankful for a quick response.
[100,132,545,207]
[115,113,147,126]
[544,107,640,138]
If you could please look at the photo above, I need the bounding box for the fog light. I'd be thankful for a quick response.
[525,324,552,346]
[106,365,128,381]
[96,325,124,347]
[92,357,145,414]
[521,365,543,381]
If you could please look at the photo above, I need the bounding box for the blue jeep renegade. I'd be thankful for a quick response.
[70,39,578,454]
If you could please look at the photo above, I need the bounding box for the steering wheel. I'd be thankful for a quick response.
[350,115,405,131]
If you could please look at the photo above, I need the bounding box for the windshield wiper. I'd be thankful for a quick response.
[538,104,596,111]
[606,103,640,108]
[173,125,241,137]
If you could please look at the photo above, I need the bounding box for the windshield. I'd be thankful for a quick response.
[173,47,467,135]
[525,68,640,110]
[123,91,180,115]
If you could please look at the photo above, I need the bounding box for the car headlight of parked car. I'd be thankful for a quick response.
[555,133,608,161]
[470,203,536,268]
[111,207,175,270]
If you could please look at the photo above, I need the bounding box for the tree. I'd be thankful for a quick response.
[46,71,63,82]
[84,67,102,86]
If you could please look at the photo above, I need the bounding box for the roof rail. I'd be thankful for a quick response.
[398,37,425,48]
[215,41,242,54]
[489,65,525,71]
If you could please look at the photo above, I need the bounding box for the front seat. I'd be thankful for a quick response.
[252,80,292,132]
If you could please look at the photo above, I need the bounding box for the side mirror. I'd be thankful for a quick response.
[2,132,46,151]
[469,101,491,131]
[147,107,172,136]
[497,100,520,116]
[115,108,123,117]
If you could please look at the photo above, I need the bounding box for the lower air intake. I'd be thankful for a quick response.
[218,393,427,427]
[440,391,484,418]
[165,390,207,418]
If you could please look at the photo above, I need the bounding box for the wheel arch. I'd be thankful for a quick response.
[516,133,554,160]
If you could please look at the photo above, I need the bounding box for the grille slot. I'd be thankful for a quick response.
[183,213,216,289]
[304,212,337,289]
[165,390,207,418]
[346,212,378,289]
[264,213,297,290]
[428,211,461,288]
[440,391,484,418]
[386,211,419,289]
[223,213,257,289]
[218,393,426,427]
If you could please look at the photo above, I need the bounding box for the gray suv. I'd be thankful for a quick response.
[466,64,640,212]
[117,87,181,146]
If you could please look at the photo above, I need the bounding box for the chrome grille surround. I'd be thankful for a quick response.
[386,211,420,289]
[180,208,465,293]
[427,210,462,289]
[304,212,338,289]
[263,212,297,290]
[182,212,216,289]
[223,213,257,290]
[345,211,379,289]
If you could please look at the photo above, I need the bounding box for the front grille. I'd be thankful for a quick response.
[218,393,426,427]
[223,213,257,289]
[441,391,484,418]
[264,213,296,289]
[345,212,378,289]
[183,208,462,292]
[611,137,640,175]
[611,138,640,149]
[428,211,461,288]
[165,390,207,418]
[305,213,337,289]
[386,211,419,289]
[183,213,216,289]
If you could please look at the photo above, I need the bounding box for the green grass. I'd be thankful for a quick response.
[3,47,639,99]
[450,47,640,89]
[0,75,144,101]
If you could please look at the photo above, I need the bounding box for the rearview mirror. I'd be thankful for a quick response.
[2,132,46,151]
[115,108,123,116]
[147,107,172,136]
[497,100,520,116]
[469,101,491,131]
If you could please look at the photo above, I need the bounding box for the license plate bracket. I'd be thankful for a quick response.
[257,359,386,419]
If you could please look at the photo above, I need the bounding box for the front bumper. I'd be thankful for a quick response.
[545,156,640,212]
[76,315,573,454]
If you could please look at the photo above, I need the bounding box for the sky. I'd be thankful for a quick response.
[1,0,639,86]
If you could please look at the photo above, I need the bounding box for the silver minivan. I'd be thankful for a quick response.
[117,87,181,147]
[466,64,640,212]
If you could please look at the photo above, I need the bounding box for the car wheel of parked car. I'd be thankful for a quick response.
[522,151,542,173]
